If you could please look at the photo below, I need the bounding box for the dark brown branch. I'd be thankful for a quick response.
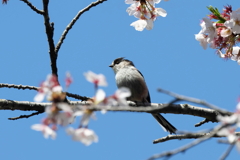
[55,0,107,54]
[8,110,44,120]
[0,83,90,101]
[153,132,240,143]
[42,0,58,77]
[65,92,90,101]
[147,126,224,160]
[20,0,44,15]
[195,118,210,127]
[158,88,230,115]
[0,99,233,121]
[0,83,38,91]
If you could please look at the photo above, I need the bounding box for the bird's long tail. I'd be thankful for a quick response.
[151,113,177,134]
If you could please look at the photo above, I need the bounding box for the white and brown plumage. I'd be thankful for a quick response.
[109,57,177,134]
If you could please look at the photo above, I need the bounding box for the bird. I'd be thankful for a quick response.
[109,57,177,134]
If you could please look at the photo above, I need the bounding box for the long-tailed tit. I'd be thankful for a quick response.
[109,57,177,134]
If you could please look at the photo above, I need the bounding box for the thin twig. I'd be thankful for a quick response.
[0,83,90,100]
[65,92,90,101]
[219,144,235,160]
[158,88,230,115]
[195,118,210,127]
[8,110,44,120]
[0,83,38,91]
[55,0,107,54]
[147,125,224,160]
[153,132,240,143]
[20,0,44,15]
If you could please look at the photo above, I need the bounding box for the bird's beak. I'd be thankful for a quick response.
[109,64,113,68]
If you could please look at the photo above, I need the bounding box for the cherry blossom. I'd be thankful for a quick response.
[79,108,96,127]
[126,0,167,31]
[195,6,240,64]
[65,72,73,88]
[66,127,98,146]
[220,28,232,37]
[224,8,240,34]
[84,71,107,88]
[200,18,217,43]
[34,74,61,102]
[130,19,148,31]
[230,46,240,65]
[31,124,57,139]
[107,87,131,106]
[217,127,238,143]
[195,32,208,50]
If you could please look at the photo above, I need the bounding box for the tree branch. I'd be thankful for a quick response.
[147,125,225,160]
[0,99,232,120]
[158,88,230,115]
[195,118,210,127]
[55,0,107,54]
[8,110,44,120]
[0,83,90,101]
[42,0,58,77]
[20,0,44,15]
[153,132,240,143]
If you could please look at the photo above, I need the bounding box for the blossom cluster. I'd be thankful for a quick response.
[126,0,168,31]
[195,5,240,64]
[32,71,131,146]
[217,102,240,151]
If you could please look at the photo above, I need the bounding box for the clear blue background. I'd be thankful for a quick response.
[0,0,239,159]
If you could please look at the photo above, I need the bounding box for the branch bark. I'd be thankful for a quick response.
[42,0,58,77]
[0,83,90,101]
[20,0,44,15]
[0,99,233,121]
[153,132,240,143]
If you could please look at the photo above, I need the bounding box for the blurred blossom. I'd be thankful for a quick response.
[65,72,73,88]
[31,124,57,139]
[84,71,107,88]
[34,74,62,102]
[107,87,131,106]
[66,127,98,146]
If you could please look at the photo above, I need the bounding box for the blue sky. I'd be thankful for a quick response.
[0,0,240,159]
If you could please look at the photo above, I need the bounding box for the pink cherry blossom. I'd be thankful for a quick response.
[31,124,57,139]
[66,127,98,146]
[34,74,61,102]
[230,47,240,65]
[217,127,237,143]
[84,71,107,87]
[200,18,217,43]
[107,87,131,106]
[130,19,148,31]
[65,72,73,88]
[224,8,240,34]
[126,0,167,31]
[195,32,208,50]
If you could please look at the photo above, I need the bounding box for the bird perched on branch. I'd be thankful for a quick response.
[109,57,177,134]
